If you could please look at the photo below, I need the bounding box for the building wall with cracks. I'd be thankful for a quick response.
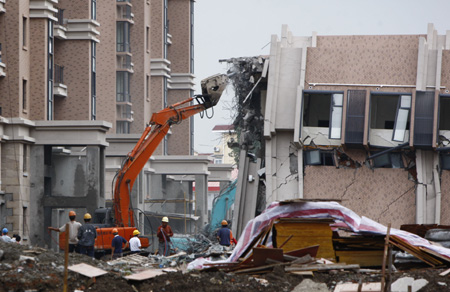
[261,23,450,229]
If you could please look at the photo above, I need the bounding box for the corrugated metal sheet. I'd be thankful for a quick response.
[345,90,366,145]
[414,91,435,147]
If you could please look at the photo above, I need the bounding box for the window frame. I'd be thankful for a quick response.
[302,90,344,140]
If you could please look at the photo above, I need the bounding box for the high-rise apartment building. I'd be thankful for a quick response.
[0,0,195,247]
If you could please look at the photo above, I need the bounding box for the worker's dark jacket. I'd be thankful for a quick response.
[217,226,231,246]
[77,224,97,247]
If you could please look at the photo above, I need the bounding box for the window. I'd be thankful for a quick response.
[116,22,130,52]
[441,153,450,170]
[371,152,404,169]
[304,150,335,166]
[370,93,411,142]
[47,20,54,120]
[23,144,27,173]
[439,95,450,130]
[214,159,223,164]
[393,95,411,142]
[116,72,130,102]
[116,121,130,134]
[146,75,149,100]
[163,77,168,107]
[302,91,343,139]
[190,0,194,73]
[91,41,96,120]
[22,79,27,110]
[163,0,168,58]
[146,26,150,51]
[91,0,97,20]
[22,17,27,48]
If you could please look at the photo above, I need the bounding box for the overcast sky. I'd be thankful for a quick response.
[192,0,450,153]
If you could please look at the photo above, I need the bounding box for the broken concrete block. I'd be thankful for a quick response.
[390,277,428,292]
[291,279,328,292]
[19,255,35,263]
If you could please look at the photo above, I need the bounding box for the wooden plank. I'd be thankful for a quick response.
[381,223,391,292]
[285,263,360,272]
[68,263,108,278]
[336,250,383,267]
[286,245,320,258]
[123,269,164,281]
[253,247,284,266]
[439,268,450,276]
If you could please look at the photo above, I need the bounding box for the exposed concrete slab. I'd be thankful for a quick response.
[151,156,210,175]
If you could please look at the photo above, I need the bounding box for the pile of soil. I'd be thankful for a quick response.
[0,241,449,291]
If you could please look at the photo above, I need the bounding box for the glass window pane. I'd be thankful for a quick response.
[333,93,343,106]
[330,107,342,139]
[393,109,409,141]
[390,153,404,168]
[305,150,321,165]
[373,153,390,168]
[400,95,411,109]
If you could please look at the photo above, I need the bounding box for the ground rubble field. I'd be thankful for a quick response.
[0,242,449,292]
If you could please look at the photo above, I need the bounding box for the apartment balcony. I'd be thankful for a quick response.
[54,8,67,40]
[116,103,133,122]
[53,64,67,97]
[0,0,5,13]
[0,43,5,77]
[116,5,134,24]
[116,55,134,73]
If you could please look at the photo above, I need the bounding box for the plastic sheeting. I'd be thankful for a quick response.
[188,201,450,270]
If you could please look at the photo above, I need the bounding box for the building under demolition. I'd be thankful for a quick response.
[229,23,450,235]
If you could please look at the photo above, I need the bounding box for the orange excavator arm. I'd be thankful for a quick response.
[113,74,228,227]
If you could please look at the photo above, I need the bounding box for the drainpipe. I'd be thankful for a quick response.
[433,155,442,224]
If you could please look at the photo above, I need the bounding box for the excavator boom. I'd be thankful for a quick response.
[114,74,228,227]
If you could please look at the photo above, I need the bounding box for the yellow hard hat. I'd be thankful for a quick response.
[69,211,76,216]
[162,217,169,223]
[84,213,92,220]
[221,220,228,225]
[133,230,140,236]
[112,228,118,234]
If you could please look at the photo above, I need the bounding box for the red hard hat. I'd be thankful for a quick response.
[69,211,76,216]
[112,228,118,234]
[221,220,228,225]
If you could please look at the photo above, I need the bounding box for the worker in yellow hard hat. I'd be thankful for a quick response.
[111,228,128,260]
[77,213,97,258]
[157,216,173,256]
[48,210,82,253]
[129,229,142,254]
[216,219,237,247]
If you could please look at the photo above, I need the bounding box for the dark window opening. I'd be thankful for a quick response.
[303,92,343,139]
[439,95,450,131]
[304,150,335,166]
[371,152,404,169]
[441,153,450,170]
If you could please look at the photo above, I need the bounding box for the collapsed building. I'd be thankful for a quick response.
[225,23,450,236]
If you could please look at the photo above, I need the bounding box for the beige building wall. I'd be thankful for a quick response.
[29,19,47,120]
[0,0,31,118]
[96,0,117,132]
[54,41,91,120]
[58,0,90,19]
[130,0,151,132]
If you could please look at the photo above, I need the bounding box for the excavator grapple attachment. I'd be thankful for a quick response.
[200,74,228,108]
